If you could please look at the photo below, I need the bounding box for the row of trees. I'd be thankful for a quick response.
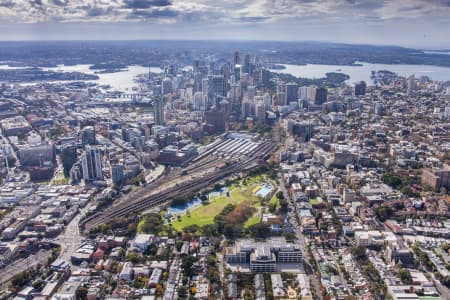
[350,246,387,299]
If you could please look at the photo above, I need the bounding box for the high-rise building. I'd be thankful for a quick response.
[407,75,415,96]
[210,75,226,96]
[285,82,299,103]
[61,144,77,176]
[193,72,202,93]
[255,101,266,123]
[243,54,251,74]
[81,126,96,146]
[421,167,450,191]
[314,87,328,105]
[161,77,173,95]
[193,60,200,73]
[230,83,241,113]
[154,98,165,125]
[233,51,240,66]
[261,69,271,86]
[81,146,103,181]
[263,93,271,106]
[205,110,226,133]
[193,92,207,111]
[298,86,315,102]
[247,85,256,101]
[241,101,254,119]
[208,75,226,107]
[355,81,367,96]
[111,164,124,187]
[19,143,56,167]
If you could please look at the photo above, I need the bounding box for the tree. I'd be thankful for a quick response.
[76,286,88,300]
[201,224,217,237]
[350,245,367,263]
[223,223,242,240]
[140,213,165,235]
[178,286,188,298]
[248,223,271,239]
[127,223,137,237]
[276,191,285,199]
[11,271,32,288]
[183,224,200,234]
[126,252,142,264]
[382,173,402,189]
[398,268,413,284]
[181,255,199,277]
[279,198,289,213]
[374,206,393,222]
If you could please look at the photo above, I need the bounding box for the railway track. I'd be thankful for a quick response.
[81,141,277,232]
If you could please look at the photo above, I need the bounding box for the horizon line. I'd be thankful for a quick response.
[0,39,442,51]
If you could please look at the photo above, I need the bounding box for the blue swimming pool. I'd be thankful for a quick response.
[256,184,273,198]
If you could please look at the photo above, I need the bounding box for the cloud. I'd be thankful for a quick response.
[129,8,178,19]
[0,0,449,29]
[123,0,171,9]
[86,6,111,17]
[29,0,43,8]
[51,0,68,6]
[237,16,271,23]
[0,1,15,8]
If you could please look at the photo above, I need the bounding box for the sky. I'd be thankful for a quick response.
[0,0,450,49]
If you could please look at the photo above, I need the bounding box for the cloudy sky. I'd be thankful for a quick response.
[0,0,450,48]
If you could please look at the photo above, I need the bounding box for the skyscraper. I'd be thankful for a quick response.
[193,60,200,73]
[298,86,314,102]
[154,98,165,125]
[355,81,367,96]
[81,146,103,181]
[407,75,415,96]
[314,87,328,105]
[243,54,251,74]
[61,144,77,176]
[81,126,96,147]
[111,164,124,187]
[233,51,240,66]
[208,75,226,107]
[285,82,299,103]
[194,72,202,93]
[261,69,271,86]
[161,77,173,95]
[193,92,207,111]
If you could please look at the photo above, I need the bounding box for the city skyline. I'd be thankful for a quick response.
[0,0,449,49]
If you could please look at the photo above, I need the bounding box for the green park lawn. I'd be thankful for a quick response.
[171,177,266,231]
[244,213,261,228]
[270,190,280,210]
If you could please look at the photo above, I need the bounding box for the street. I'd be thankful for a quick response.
[278,173,323,300]
[54,204,93,264]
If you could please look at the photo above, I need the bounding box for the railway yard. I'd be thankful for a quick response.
[80,133,277,232]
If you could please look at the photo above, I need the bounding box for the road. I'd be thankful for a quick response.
[431,269,450,299]
[0,250,52,287]
[330,250,352,296]
[279,173,323,300]
[53,204,93,264]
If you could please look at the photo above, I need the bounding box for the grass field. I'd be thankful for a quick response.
[171,177,266,231]
[270,190,280,210]
[244,213,261,228]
